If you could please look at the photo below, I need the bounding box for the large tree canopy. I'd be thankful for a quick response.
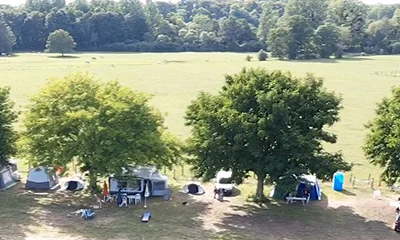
[0,87,18,166]
[364,87,400,185]
[45,29,76,56]
[20,72,180,192]
[185,68,351,199]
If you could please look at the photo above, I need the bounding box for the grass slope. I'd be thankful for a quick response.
[2,53,400,179]
[2,53,400,240]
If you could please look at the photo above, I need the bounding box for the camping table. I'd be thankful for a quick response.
[127,194,141,204]
[285,196,307,205]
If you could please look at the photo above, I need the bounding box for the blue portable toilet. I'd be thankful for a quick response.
[333,172,344,191]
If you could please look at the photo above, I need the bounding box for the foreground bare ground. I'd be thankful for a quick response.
[1,182,399,240]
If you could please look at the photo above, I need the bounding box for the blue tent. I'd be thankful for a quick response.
[271,174,321,201]
[296,175,321,201]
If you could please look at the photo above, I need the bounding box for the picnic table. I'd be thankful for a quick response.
[285,194,310,205]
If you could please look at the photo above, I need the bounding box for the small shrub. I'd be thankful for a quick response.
[257,49,268,61]
[245,55,252,61]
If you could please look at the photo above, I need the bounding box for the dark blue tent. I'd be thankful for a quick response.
[271,174,321,201]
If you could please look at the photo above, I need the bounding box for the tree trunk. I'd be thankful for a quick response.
[62,53,64,57]
[88,171,98,193]
[256,172,266,200]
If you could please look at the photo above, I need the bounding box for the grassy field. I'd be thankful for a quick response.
[1,52,400,239]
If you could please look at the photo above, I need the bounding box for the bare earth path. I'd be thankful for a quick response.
[1,183,400,240]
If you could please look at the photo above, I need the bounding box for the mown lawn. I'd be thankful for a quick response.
[2,52,400,179]
[2,52,400,239]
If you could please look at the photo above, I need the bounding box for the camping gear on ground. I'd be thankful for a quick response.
[215,170,234,196]
[64,177,85,191]
[81,209,95,220]
[332,172,344,191]
[182,182,205,195]
[0,165,17,190]
[26,167,59,190]
[141,212,151,222]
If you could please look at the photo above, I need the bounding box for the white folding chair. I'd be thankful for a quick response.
[105,194,114,202]
[134,193,141,205]
[119,196,128,207]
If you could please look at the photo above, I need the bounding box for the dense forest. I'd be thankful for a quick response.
[0,0,400,59]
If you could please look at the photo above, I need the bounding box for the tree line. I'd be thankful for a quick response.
[0,0,400,58]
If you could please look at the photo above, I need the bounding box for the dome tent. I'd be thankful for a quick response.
[26,167,59,191]
[182,182,205,195]
[64,177,85,191]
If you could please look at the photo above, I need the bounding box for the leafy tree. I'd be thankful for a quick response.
[20,72,179,192]
[328,0,367,50]
[45,9,71,33]
[0,18,16,54]
[285,0,329,29]
[268,26,290,59]
[185,68,351,199]
[124,12,149,42]
[364,87,400,185]
[191,14,213,33]
[257,2,279,43]
[88,12,125,46]
[269,15,315,59]
[0,87,18,166]
[46,29,76,56]
[1,10,27,50]
[20,11,46,51]
[366,18,393,54]
[368,4,397,20]
[313,23,340,58]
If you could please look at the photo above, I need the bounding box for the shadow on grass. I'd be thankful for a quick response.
[214,193,398,240]
[0,184,212,240]
[280,57,373,64]
[48,55,80,59]
[337,189,357,196]
[0,183,40,240]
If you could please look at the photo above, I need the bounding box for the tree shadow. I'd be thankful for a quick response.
[1,184,213,240]
[279,56,373,64]
[337,189,357,196]
[48,55,80,59]
[214,194,398,240]
[0,183,41,240]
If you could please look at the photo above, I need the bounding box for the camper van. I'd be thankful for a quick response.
[215,170,234,195]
